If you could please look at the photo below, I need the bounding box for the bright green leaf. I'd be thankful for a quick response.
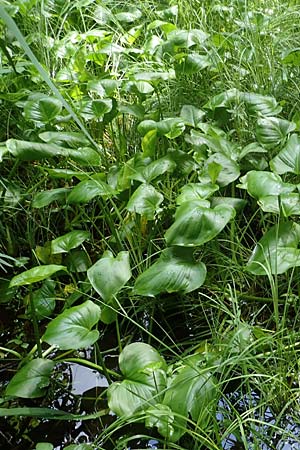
[238,171,295,199]
[10,265,67,287]
[67,176,116,203]
[32,188,70,208]
[270,134,300,174]
[126,184,164,219]
[51,231,90,254]
[256,117,295,148]
[24,96,62,123]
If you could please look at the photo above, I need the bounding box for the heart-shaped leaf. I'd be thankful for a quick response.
[256,117,295,148]
[24,96,62,123]
[270,134,300,174]
[247,221,300,275]
[238,171,295,199]
[87,251,131,303]
[67,176,116,204]
[176,53,211,74]
[258,194,300,217]
[6,359,55,398]
[180,105,205,127]
[42,300,101,350]
[130,156,176,183]
[51,231,90,254]
[176,183,219,205]
[107,343,167,417]
[165,201,235,247]
[126,184,163,219]
[240,92,282,116]
[10,265,67,287]
[134,247,206,296]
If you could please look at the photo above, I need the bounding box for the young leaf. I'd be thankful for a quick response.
[42,300,101,350]
[87,251,131,302]
[247,221,300,275]
[165,201,235,247]
[10,265,67,287]
[6,359,55,398]
[134,247,207,296]
[51,231,90,254]
[126,184,164,219]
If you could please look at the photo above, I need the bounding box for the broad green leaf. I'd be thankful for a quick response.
[238,171,295,199]
[10,265,67,287]
[204,88,238,110]
[115,8,142,23]
[6,359,55,398]
[239,142,267,160]
[40,168,91,180]
[42,300,101,350]
[138,118,185,139]
[119,103,145,119]
[270,134,300,174]
[79,99,112,120]
[108,343,167,417]
[247,221,300,275]
[204,153,240,187]
[180,105,205,127]
[240,92,282,116]
[175,53,211,74]
[87,251,131,303]
[31,280,56,319]
[165,201,235,247]
[39,131,89,147]
[258,194,300,217]
[35,443,53,450]
[134,247,206,296]
[65,250,91,273]
[256,117,295,148]
[130,155,176,183]
[51,231,90,254]
[167,29,208,48]
[141,129,157,157]
[67,175,116,203]
[126,184,163,219]
[282,48,300,66]
[145,404,174,440]
[32,188,70,208]
[0,145,8,162]
[176,183,219,205]
[24,96,62,123]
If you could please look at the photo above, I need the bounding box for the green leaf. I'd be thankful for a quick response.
[180,105,205,127]
[24,96,62,123]
[176,183,219,205]
[247,221,300,275]
[115,8,142,23]
[258,194,300,217]
[167,29,208,48]
[256,117,295,148]
[31,280,56,319]
[126,184,163,219]
[282,48,300,66]
[0,406,107,420]
[134,247,206,296]
[165,201,235,247]
[87,251,131,303]
[204,89,238,110]
[39,131,89,147]
[108,343,167,417]
[42,300,101,350]
[238,171,295,199]
[141,129,157,157]
[35,443,54,450]
[10,265,67,287]
[130,155,176,183]
[176,53,211,74]
[240,92,282,116]
[32,188,70,208]
[6,359,55,398]
[67,175,116,203]
[51,231,90,254]
[79,99,112,120]
[270,134,300,174]
[205,153,240,187]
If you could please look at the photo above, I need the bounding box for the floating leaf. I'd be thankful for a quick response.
[256,117,295,148]
[165,201,235,247]
[42,300,101,350]
[126,184,163,219]
[51,231,90,254]
[247,221,300,275]
[108,343,167,417]
[87,251,131,303]
[10,265,67,287]
[270,134,300,174]
[6,359,55,398]
[134,247,206,296]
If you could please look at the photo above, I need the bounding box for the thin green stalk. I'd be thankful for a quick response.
[29,288,42,358]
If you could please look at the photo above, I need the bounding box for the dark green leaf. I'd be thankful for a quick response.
[51,231,90,254]
[238,171,295,199]
[126,184,164,219]
[32,188,70,208]
[10,265,67,287]
[256,117,295,148]
[24,97,62,123]
[67,176,116,203]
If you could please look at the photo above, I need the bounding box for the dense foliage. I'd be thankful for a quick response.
[1,0,300,448]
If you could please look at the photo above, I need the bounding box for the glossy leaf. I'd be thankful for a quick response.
[134,247,207,296]
[180,105,205,127]
[256,117,295,148]
[165,201,235,247]
[130,155,176,183]
[247,221,300,275]
[205,153,240,187]
[240,92,282,116]
[238,171,295,199]
[270,134,300,174]
[51,231,90,254]
[176,53,211,74]
[39,131,89,147]
[67,176,116,204]
[24,96,62,123]
[108,343,167,416]
[176,183,219,205]
[32,188,70,208]
[42,300,101,350]
[258,194,300,217]
[126,184,163,219]
[31,280,56,319]
[87,251,131,302]
[6,359,55,398]
[10,265,67,287]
